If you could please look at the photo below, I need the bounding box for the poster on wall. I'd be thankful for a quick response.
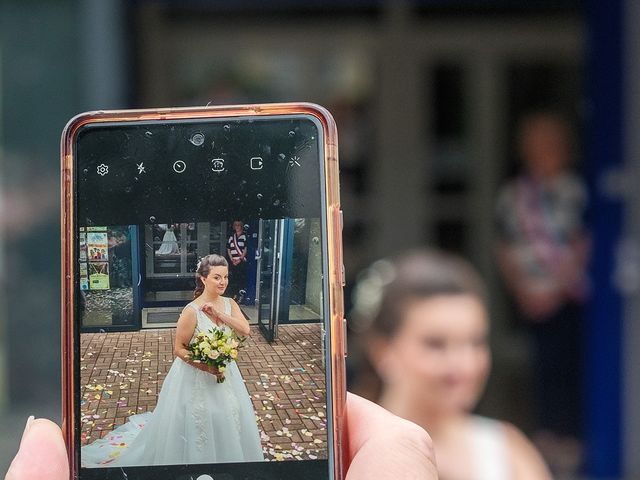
[80,263,89,290]
[79,232,87,262]
[89,262,110,290]
[87,231,109,262]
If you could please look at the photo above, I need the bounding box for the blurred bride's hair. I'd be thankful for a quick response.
[193,254,228,299]
[350,249,487,400]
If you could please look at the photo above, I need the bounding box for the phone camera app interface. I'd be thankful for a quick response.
[74,117,331,480]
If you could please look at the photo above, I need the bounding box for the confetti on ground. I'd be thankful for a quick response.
[80,324,327,460]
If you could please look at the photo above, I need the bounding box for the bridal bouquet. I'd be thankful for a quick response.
[187,328,245,383]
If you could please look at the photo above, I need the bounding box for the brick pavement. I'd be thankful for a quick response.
[79,323,327,462]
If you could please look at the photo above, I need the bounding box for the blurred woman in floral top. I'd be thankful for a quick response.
[495,111,590,475]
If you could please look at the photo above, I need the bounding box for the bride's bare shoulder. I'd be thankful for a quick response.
[183,301,200,309]
[502,422,552,480]
[178,303,198,322]
[224,296,242,312]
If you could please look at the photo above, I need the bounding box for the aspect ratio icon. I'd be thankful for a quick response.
[173,160,187,173]
[250,157,263,170]
[211,158,225,172]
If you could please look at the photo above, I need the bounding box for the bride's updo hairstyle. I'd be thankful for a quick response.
[193,254,229,299]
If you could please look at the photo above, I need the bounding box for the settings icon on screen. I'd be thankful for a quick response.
[97,163,109,176]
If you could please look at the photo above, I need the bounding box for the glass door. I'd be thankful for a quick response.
[145,223,199,280]
[257,219,279,341]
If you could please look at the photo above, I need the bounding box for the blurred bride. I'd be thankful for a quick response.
[351,250,551,480]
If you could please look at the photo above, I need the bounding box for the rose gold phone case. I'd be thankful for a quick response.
[61,103,346,479]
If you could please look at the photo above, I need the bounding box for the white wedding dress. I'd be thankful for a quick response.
[81,297,264,467]
[155,227,179,255]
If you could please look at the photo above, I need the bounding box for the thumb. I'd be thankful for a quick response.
[5,417,69,480]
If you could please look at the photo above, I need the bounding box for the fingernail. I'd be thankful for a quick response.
[20,415,35,446]
[23,416,35,435]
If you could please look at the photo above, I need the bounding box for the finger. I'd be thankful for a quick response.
[346,392,398,452]
[345,393,437,480]
[5,418,69,480]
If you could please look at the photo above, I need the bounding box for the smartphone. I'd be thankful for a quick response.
[61,103,347,480]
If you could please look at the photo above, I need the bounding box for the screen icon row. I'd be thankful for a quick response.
[94,156,301,176]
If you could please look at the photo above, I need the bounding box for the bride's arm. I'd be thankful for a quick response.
[173,307,218,374]
[202,300,250,336]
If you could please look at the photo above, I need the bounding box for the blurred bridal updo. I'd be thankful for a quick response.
[350,249,487,400]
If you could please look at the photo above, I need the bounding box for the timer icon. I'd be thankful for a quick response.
[173,161,187,174]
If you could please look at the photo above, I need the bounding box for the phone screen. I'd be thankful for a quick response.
[73,115,335,479]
